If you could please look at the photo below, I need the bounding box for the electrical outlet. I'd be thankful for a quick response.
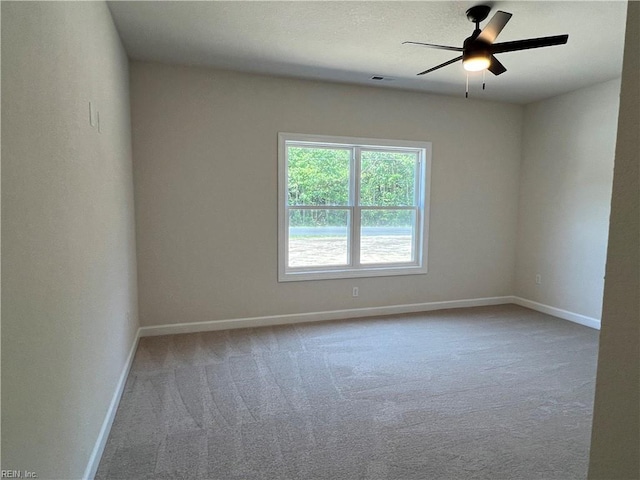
[535,274,542,285]
[352,287,359,297]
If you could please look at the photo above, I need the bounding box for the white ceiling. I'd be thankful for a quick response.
[107,1,628,104]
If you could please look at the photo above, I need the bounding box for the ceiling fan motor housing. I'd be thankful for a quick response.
[463,37,491,66]
[463,6,493,70]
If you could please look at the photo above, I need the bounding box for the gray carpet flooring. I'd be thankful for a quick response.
[96,305,599,479]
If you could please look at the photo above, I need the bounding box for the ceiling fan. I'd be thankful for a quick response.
[404,5,568,92]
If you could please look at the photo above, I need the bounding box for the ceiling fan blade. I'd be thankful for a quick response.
[491,34,569,54]
[488,56,507,76]
[417,56,463,75]
[477,11,513,44]
[403,41,463,52]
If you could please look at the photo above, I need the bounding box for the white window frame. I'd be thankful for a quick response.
[278,132,431,282]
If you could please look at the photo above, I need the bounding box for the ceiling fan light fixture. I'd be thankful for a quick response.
[463,53,491,72]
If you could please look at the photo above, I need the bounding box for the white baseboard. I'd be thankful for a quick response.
[138,296,514,337]
[512,296,601,330]
[137,296,601,337]
[83,330,141,480]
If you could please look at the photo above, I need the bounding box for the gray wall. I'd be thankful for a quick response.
[589,1,640,477]
[130,62,523,327]
[1,2,138,477]
[515,79,620,320]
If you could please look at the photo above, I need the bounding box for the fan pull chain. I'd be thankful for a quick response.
[483,70,486,90]
[465,73,469,98]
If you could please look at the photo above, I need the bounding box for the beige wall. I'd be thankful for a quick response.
[515,79,620,320]
[1,1,631,475]
[589,1,640,477]
[1,2,138,477]
[130,62,523,327]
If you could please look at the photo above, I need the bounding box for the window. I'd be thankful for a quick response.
[278,133,431,281]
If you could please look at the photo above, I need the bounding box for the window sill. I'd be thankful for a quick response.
[278,264,428,282]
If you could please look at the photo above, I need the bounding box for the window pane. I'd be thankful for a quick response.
[287,146,350,206]
[360,209,415,264]
[360,150,417,206]
[288,209,350,268]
